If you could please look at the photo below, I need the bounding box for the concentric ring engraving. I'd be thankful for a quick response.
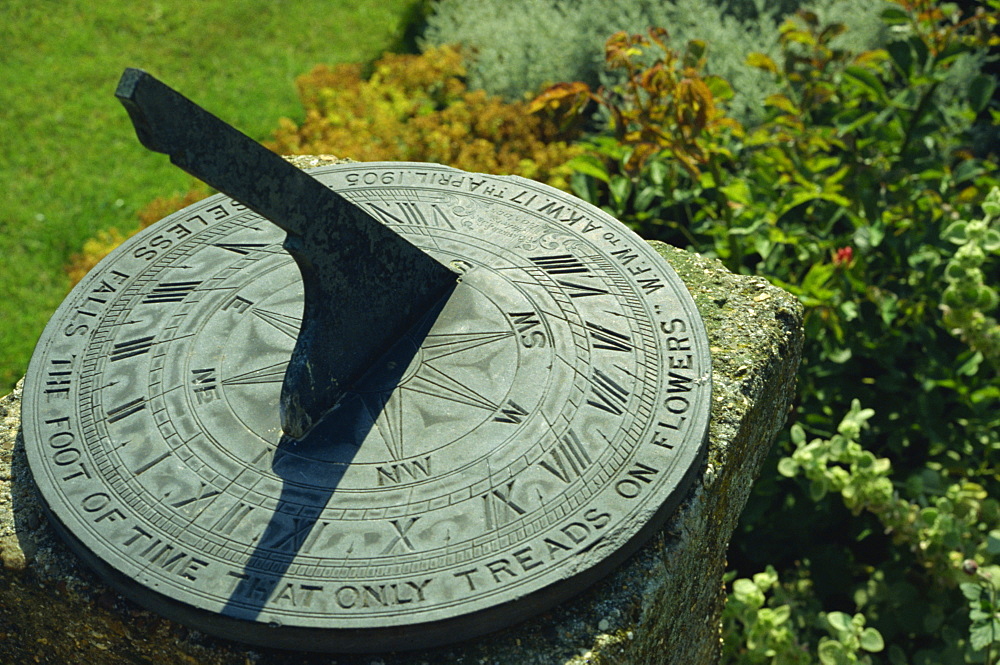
[23,163,711,651]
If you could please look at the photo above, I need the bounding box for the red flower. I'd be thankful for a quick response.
[832,246,853,267]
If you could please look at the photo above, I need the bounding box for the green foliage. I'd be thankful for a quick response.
[270,46,581,189]
[421,0,891,122]
[818,611,885,664]
[940,187,1000,367]
[67,46,582,284]
[540,0,1000,660]
[529,29,742,179]
[0,0,424,391]
[723,565,886,664]
[961,562,1000,661]
[723,566,813,663]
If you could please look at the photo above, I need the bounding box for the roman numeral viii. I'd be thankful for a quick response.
[587,369,630,415]
[586,321,631,352]
[538,429,592,483]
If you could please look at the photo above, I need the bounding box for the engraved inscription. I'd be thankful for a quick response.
[482,480,527,530]
[44,358,73,399]
[493,400,529,424]
[375,457,432,486]
[142,281,201,304]
[191,367,219,404]
[107,396,147,424]
[538,429,592,483]
[586,321,631,352]
[530,254,588,275]
[110,336,155,362]
[586,369,630,415]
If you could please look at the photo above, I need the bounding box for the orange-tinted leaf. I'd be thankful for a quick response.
[647,26,670,50]
[527,81,593,114]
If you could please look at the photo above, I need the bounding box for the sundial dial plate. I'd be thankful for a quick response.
[23,162,711,651]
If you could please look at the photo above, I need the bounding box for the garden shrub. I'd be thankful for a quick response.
[270,45,581,188]
[67,46,580,285]
[421,0,891,123]
[538,0,1000,660]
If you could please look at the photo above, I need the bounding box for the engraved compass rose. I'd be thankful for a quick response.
[21,69,712,652]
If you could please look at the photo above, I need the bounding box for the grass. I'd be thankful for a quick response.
[0,0,422,391]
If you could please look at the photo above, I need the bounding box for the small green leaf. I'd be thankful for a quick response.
[844,66,889,104]
[609,175,631,207]
[942,220,968,244]
[720,180,752,205]
[567,154,611,183]
[818,639,850,665]
[790,423,806,445]
[765,93,800,115]
[987,530,1000,555]
[880,7,911,24]
[960,582,983,601]
[778,457,799,477]
[970,619,1000,652]
[860,627,885,652]
[827,347,853,364]
[647,159,668,186]
[633,186,658,213]
[968,75,997,113]
[827,611,853,633]
[956,352,983,377]
[802,262,836,294]
[886,40,913,75]
[732,577,764,606]
[983,229,1000,252]
[704,75,734,101]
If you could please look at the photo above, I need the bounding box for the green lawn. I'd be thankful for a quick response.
[0,0,420,391]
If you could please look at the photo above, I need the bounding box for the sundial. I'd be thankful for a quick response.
[21,69,711,652]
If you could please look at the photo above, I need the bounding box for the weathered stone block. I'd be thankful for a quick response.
[0,240,802,665]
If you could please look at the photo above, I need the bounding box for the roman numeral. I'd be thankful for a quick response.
[107,396,146,424]
[381,517,420,554]
[538,429,592,483]
[269,516,316,552]
[586,321,631,352]
[142,281,201,304]
[482,480,526,530]
[530,254,588,274]
[587,369,630,415]
[133,450,172,476]
[169,482,221,510]
[110,335,154,362]
[493,400,529,424]
[365,202,455,229]
[557,280,609,298]
[213,242,269,255]
[212,501,255,535]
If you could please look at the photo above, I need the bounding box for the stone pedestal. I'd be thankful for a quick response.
[0,240,802,665]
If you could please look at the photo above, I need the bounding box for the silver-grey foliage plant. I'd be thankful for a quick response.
[421,0,891,124]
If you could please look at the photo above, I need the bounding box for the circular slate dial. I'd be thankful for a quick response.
[23,163,711,652]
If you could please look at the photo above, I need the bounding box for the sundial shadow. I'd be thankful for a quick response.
[221,292,452,623]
